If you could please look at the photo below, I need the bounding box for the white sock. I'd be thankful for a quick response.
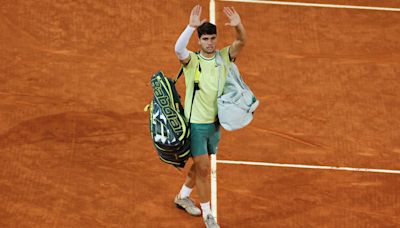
[179,185,193,199]
[200,202,212,219]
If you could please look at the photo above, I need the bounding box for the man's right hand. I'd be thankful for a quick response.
[189,5,206,28]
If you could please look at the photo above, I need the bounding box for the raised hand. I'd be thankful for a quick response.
[189,5,207,28]
[223,7,241,27]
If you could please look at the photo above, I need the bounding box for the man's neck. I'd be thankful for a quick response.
[200,50,215,59]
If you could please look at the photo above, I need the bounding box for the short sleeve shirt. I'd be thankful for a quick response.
[183,46,231,123]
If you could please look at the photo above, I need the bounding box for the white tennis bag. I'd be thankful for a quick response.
[216,52,259,131]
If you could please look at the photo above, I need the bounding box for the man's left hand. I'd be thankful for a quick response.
[223,7,241,27]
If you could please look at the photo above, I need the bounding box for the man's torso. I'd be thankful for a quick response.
[183,46,231,123]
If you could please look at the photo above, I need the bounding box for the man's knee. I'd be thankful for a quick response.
[194,155,210,178]
[196,163,210,178]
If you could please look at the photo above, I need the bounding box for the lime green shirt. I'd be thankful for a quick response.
[183,46,231,124]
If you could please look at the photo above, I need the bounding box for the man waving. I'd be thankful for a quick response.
[173,5,246,228]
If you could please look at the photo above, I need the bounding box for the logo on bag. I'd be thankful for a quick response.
[152,78,183,137]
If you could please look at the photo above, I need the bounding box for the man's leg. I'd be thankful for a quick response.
[193,154,219,228]
[193,154,212,218]
[183,162,196,189]
[177,123,219,226]
[193,154,211,204]
[177,163,196,199]
[174,162,201,216]
[195,122,220,227]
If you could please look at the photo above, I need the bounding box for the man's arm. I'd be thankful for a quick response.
[175,5,206,65]
[224,7,246,60]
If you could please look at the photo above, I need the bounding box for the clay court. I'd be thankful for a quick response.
[1,0,400,227]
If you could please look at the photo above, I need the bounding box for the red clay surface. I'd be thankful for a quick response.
[1,0,400,227]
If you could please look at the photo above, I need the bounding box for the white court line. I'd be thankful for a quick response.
[219,0,400,12]
[217,160,400,174]
[210,0,217,222]
[210,154,218,222]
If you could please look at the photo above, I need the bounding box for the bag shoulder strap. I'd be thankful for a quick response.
[174,51,201,84]
[194,51,201,84]
[215,50,229,70]
[173,67,184,84]
[171,52,202,124]
[188,52,202,124]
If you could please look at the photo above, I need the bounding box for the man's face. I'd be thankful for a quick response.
[198,34,217,54]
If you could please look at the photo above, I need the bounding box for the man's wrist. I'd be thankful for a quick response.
[235,22,243,27]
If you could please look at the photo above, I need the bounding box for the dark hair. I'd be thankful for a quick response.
[197,22,217,38]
